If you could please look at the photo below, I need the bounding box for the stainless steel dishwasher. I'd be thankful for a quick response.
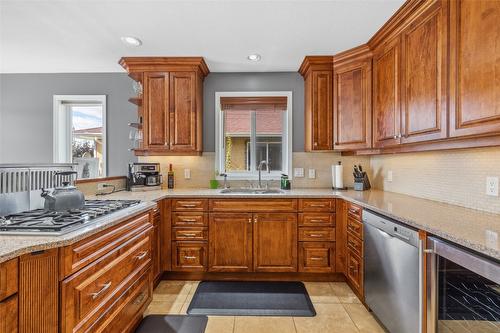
[363,210,423,333]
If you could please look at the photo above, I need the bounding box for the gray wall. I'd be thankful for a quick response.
[0,73,138,176]
[0,72,305,176]
[203,72,304,152]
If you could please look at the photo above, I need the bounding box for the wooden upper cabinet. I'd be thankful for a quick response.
[449,0,500,138]
[208,213,253,272]
[373,36,402,148]
[119,57,209,155]
[169,72,198,151]
[333,46,372,150]
[400,0,448,144]
[299,56,334,151]
[253,213,297,272]
[143,72,169,149]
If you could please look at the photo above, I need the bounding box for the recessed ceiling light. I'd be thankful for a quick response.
[121,36,142,47]
[247,54,261,61]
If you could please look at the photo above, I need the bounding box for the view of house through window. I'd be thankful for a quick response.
[53,95,107,179]
[218,94,290,178]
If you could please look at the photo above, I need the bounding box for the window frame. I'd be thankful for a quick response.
[215,91,292,180]
[52,95,107,178]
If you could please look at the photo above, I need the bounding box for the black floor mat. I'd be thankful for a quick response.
[135,315,208,333]
[186,281,316,317]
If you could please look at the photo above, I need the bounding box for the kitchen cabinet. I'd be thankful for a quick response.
[0,295,17,333]
[119,57,209,156]
[344,202,364,299]
[152,207,162,283]
[449,0,500,138]
[299,56,334,151]
[253,213,298,272]
[0,258,18,333]
[333,46,373,150]
[172,242,208,272]
[208,213,253,272]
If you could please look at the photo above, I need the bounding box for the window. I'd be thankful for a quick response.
[53,95,107,178]
[215,92,292,179]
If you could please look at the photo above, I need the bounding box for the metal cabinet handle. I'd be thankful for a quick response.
[309,234,324,237]
[310,204,326,207]
[90,281,112,300]
[184,256,197,259]
[181,204,196,208]
[181,219,197,223]
[348,208,358,214]
[310,257,324,261]
[135,251,148,260]
[180,233,197,237]
[254,218,257,223]
[314,142,318,146]
[248,218,252,224]
[310,219,325,223]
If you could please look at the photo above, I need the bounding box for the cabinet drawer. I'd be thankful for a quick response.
[0,295,18,333]
[299,199,335,212]
[298,242,335,273]
[347,232,363,257]
[172,199,208,211]
[172,241,207,272]
[60,230,152,333]
[299,227,335,242]
[299,213,335,227]
[172,212,207,227]
[101,272,152,333]
[59,212,152,278]
[172,227,208,241]
[0,258,17,301]
[346,202,362,221]
[347,250,363,293]
[347,217,363,240]
[210,199,297,212]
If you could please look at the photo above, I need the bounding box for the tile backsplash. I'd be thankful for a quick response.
[370,147,500,214]
[139,152,371,189]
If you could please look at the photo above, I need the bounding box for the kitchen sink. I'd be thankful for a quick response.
[219,188,285,194]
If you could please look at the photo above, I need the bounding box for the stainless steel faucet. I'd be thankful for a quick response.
[257,160,270,189]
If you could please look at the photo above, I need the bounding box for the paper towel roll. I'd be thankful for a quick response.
[334,163,344,189]
[331,165,336,188]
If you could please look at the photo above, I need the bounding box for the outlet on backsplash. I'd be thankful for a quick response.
[486,177,499,197]
[387,170,393,182]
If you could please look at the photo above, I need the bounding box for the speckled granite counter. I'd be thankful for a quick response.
[0,201,157,264]
[2,188,498,263]
[91,188,500,260]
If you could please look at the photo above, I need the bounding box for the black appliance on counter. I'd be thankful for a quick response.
[127,163,162,191]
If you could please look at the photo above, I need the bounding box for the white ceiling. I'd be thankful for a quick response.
[0,0,405,73]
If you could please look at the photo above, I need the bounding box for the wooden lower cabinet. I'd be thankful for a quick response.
[346,250,363,294]
[253,213,297,272]
[208,213,253,272]
[0,295,18,333]
[172,242,208,272]
[299,242,335,273]
[152,208,162,283]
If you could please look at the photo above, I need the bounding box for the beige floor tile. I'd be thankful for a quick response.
[294,303,359,333]
[234,316,296,333]
[330,282,361,304]
[143,300,184,316]
[343,304,385,333]
[152,281,193,303]
[205,316,235,333]
[304,282,340,303]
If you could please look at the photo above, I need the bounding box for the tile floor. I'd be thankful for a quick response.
[144,281,386,333]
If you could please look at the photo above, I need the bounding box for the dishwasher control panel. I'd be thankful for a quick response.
[362,210,419,247]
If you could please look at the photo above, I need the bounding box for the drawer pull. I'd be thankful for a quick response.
[184,256,197,259]
[133,291,147,305]
[181,204,197,208]
[348,208,358,214]
[90,281,112,300]
[180,233,197,237]
[181,219,197,223]
[310,219,326,223]
[309,234,324,237]
[310,257,324,261]
[310,204,326,207]
[135,251,149,260]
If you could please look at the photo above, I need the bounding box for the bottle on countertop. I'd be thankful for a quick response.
[167,164,175,189]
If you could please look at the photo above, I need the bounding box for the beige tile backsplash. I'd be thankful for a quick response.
[139,152,371,189]
[370,147,500,214]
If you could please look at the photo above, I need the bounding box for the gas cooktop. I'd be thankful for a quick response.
[0,200,141,236]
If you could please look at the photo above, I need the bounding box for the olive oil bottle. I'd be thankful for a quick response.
[167,164,175,189]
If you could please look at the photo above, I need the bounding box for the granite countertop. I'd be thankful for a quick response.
[0,201,157,264]
[1,188,498,263]
[92,188,500,260]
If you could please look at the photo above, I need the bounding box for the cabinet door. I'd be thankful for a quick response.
[143,72,169,149]
[308,71,333,151]
[253,213,297,272]
[0,295,18,333]
[373,36,401,148]
[208,213,253,272]
[346,250,363,295]
[401,1,448,144]
[169,72,197,151]
[152,209,161,281]
[449,0,500,137]
[333,58,372,150]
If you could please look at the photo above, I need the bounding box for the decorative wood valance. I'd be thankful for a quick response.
[220,96,287,111]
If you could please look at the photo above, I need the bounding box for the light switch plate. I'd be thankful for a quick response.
[486,176,499,196]
[294,168,304,178]
[308,169,316,179]
[387,170,393,182]
[184,169,191,179]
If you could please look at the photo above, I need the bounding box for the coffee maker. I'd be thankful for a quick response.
[127,163,162,191]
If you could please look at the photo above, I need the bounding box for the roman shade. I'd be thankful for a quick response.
[220,96,287,111]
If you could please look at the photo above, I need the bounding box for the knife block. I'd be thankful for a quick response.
[354,173,371,191]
